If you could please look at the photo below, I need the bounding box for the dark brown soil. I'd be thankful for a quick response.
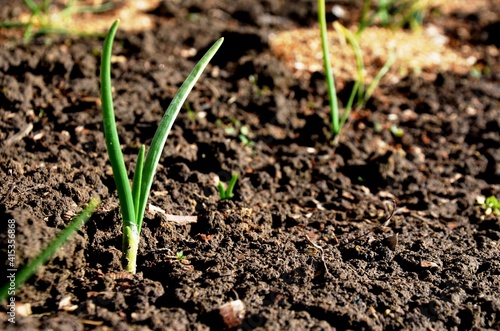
[1,0,499,330]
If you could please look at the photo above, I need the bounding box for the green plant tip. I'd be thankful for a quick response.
[176,251,186,260]
[479,195,500,216]
[219,173,238,200]
[390,124,404,138]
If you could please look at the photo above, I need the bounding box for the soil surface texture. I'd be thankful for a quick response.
[0,0,499,330]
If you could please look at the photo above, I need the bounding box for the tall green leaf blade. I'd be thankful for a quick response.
[100,19,136,228]
[318,0,339,135]
[137,37,224,232]
[0,197,100,303]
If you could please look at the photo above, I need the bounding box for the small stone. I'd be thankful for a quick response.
[218,300,246,329]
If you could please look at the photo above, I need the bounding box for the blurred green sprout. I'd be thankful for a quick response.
[477,195,500,216]
[317,0,396,143]
[358,0,428,35]
[0,0,113,42]
[219,173,238,200]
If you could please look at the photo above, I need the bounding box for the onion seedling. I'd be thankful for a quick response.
[100,20,223,273]
[317,0,395,143]
[317,0,340,137]
[219,173,238,200]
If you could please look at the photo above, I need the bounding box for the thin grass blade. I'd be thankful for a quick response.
[60,1,114,17]
[340,79,361,129]
[137,37,224,232]
[334,22,365,106]
[364,49,396,102]
[0,197,100,303]
[357,0,372,36]
[23,0,40,14]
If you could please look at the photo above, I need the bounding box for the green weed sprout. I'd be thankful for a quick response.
[0,0,112,42]
[318,0,395,142]
[219,173,238,200]
[176,251,186,261]
[101,20,223,274]
[0,197,100,303]
[478,195,500,216]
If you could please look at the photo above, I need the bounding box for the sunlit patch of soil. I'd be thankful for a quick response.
[68,0,161,32]
[269,25,479,89]
[433,0,497,14]
[268,0,500,87]
[4,0,161,40]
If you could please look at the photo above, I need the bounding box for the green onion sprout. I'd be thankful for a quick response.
[318,0,340,137]
[218,173,238,200]
[100,19,223,273]
[318,0,396,143]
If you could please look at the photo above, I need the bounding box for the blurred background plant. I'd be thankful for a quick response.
[358,0,430,35]
[477,195,500,216]
[0,0,113,42]
[216,118,255,148]
[333,21,396,118]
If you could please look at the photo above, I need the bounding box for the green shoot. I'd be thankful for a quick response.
[238,125,255,147]
[101,20,223,274]
[219,174,238,200]
[358,0,373,37]
[390,124,405,137]
[185,103,197,122]
[220,118,255,147]
[176,251,186,261]
[365,48,396,101]
[317,0,340,136]
[332,21,364,129]
[318,0,396,142]
[0,197,100,303]
[477,195,500,216]
[164,251,187,261]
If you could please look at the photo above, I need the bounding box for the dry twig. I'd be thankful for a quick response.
[305,234,332,277]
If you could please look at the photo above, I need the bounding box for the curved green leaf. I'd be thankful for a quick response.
[137,37,224,232]
[100,19,136,229]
